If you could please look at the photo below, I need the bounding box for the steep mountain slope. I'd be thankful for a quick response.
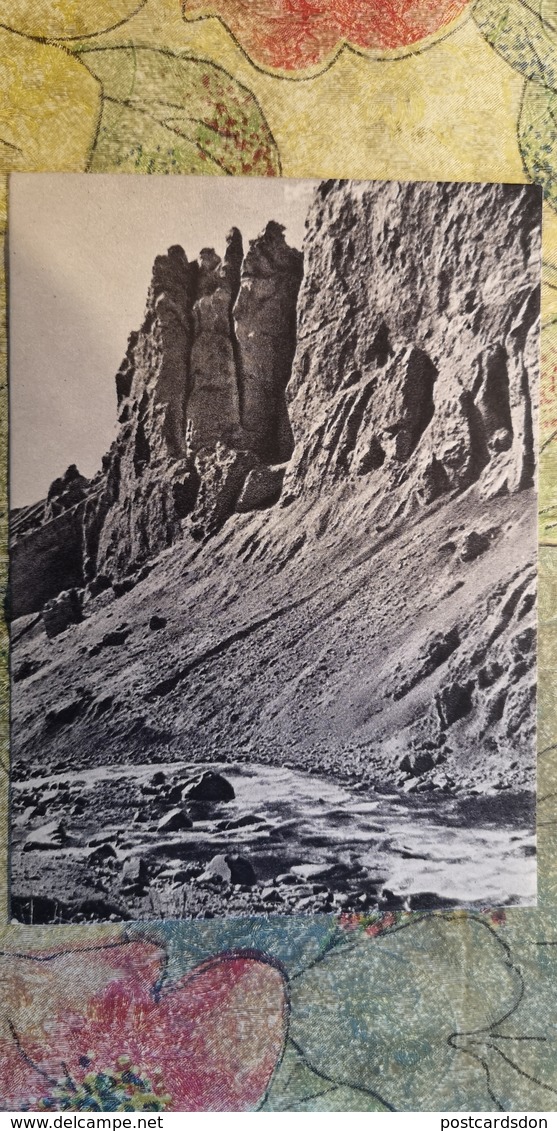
[9,180,541,919]
[11,482,535,793]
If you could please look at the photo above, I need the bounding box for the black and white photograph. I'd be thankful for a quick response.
[7,173,541,923]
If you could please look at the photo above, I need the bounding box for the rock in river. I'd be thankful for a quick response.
[199,853,256,886]
[157,807,193,832]
[183,772,235,803]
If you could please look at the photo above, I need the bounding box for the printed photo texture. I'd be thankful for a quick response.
[7,173,541,923]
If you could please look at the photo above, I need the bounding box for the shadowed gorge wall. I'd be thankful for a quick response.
[9,181,540,613]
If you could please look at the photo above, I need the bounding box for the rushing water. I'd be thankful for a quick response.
[187,761,535,907]
[23,759,535,909]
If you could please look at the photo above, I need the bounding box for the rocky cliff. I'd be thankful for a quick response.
[10,180,541,826]
[83,221,303,582]
[10,222,303,615]
[12,182,540,608]
[284,180,539,507]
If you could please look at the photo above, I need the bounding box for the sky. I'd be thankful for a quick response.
[9,173,318,509]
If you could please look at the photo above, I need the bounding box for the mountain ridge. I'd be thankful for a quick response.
[9,178,542,921]
[10,179,541,809]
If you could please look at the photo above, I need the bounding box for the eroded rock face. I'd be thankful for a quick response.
[236,463,287,513]
[284,180,541,509]
[234,220,302,463]
[9,182,541,793]
[10,496,87,619]
[83,224,302,582]
[45,465,90,520]
[12,182,539,613]
[190,444,260,540]
[186,234,243,455]
[43,589,83,639]
[9,182,543,922]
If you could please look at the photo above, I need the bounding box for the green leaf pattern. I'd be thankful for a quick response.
[77,46,281,176]
[519,80,557,208]
[473,0,557,208]
[473,0,557,88]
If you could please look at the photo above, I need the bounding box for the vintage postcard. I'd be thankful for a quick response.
[7,173,541,923]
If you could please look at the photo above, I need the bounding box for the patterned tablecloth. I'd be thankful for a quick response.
[1,0,557,1111]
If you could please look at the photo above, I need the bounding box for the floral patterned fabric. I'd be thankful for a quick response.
[182,0,471,70]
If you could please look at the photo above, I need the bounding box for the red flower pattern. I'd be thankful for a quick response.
[0,938,288,1111]
[183,0,471,71]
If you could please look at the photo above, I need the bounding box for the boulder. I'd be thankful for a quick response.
[101,627,130,647]
[435,681,475,728]
[13,805,40,827]
[87,843,118,866]
[199,853,256,886]
[45,691,90,730]
[43,589,83,639]
[86,574,112,599]
[291,862,337,881]
[460,530,492,562]
[260,887,283,903]
[157,808,193,832]
[13,658,42,683]
[294,895,320,912]
[112,578,136,597]
[182,772,235,803]
[222,814,261,829]
[122,856,148,889]
[23,820,67,851]
[406,891,459,910]
[379,888,407,910]
[236,464,286,513]
[398,750,436,778]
